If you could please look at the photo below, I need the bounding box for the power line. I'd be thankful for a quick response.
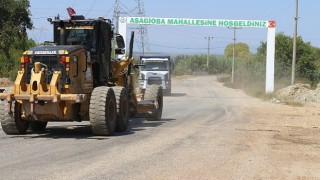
[119,2,136,15]
[104,5,115,18]
[114,0,149,55]
[149,43,207,50]
[85,0,98,17]
[148,43,227,50]
[71,0,78,7]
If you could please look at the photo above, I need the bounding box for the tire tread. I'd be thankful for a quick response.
[90,86,116,136]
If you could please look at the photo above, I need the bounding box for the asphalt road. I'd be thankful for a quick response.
[0,75,319,179]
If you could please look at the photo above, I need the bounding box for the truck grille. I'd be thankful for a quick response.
[148,77,162,85]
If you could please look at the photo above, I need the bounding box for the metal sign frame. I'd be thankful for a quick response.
[119,17,276,93]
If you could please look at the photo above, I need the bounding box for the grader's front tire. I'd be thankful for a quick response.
[114,87,129,132]
[89,87,117,136]
[144,85,163,121]
[0,87,29,134]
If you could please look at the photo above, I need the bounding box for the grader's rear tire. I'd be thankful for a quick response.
[114,87,129,132]
[0,87,29,134]
[29,121,48,131]
[89,86,117,136]
[144,85,163,121]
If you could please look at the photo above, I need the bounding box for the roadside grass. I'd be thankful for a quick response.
[217,73,311,107]
[217,74,289,100]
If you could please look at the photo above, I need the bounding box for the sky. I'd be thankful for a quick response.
[28,0,320,55]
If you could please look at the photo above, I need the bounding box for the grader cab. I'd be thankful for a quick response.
[0,14,163,136]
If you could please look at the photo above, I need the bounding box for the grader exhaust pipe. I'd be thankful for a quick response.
[128,31,134,59]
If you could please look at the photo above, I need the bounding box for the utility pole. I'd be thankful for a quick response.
[205,37,213,67]
[113,0,149,54]
[136,0,148,55]
[113,0,120,33]
[229,27,241,83]
[291,0,299,85]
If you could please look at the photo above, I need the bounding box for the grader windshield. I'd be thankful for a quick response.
[54,25,96,50]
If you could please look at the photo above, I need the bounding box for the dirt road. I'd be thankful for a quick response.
[0,75,319,179]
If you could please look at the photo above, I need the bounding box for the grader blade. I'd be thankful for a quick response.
[135,100,156,118]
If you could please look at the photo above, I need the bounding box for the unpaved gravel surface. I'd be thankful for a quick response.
[0,75,319,179]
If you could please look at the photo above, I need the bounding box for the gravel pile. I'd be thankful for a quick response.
[276,83,320,107]
[0,78,12,87]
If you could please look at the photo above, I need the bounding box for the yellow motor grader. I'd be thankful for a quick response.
[0,15,163,136]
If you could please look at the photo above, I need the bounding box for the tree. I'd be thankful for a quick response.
[0,0,34,78]
[0,0,33,58]
[257,32,318,84]
[173,54,221,75]
[224,42,251,59]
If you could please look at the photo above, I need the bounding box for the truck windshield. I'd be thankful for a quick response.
[141,61,168,71]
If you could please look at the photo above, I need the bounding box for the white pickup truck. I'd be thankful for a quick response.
[139,56,173,95]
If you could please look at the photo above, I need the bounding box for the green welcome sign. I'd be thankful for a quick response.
[124,17,275,28]
[118,16,276,93]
